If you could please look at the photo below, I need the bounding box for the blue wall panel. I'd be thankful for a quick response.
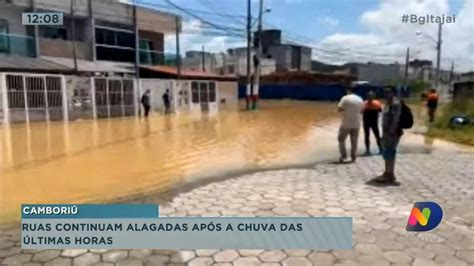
[238,84,410,101]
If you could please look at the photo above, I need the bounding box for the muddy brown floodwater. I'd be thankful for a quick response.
[0,101,342,223]
[1,100,471,224]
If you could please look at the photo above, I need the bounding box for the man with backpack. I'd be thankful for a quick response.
[375,86,413,184]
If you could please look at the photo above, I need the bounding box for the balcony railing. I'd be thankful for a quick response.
[139,49,181,66]
[0,33,36,57]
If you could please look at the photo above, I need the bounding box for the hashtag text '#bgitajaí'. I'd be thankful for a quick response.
[401,14,455,25]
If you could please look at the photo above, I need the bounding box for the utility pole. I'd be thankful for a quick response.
[434,22,442,88]
[449,60,454,84]
[222,52,226,75]
[403,47,409,99]
[246,0,251,110]
[404,47,409,86]
[31,0,40,57]
[70,0,78,73]
[202,45,206,72]
[88,0,96,61]
[175,16,181,79]
[252,0,263,110]
[133,0,140,117]
[133,1,139,78]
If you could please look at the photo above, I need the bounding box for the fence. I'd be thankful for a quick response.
[1,73,235,124]
[1,73,67,124]
[1,73,138,124]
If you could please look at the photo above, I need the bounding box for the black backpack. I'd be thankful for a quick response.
[399,101,414,129]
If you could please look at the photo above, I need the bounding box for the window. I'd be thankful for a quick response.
[0,20,9,52]
[95,27,135,62]
[40,26,68,40]
[96,28,134,48]
[199,82,209,103]
[139,39,154,64]
[209,82,216,102]
[191,82,199,103]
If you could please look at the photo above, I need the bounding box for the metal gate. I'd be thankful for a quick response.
[190,80,217,113]
[94,77,136,118]
[1,73,67,124]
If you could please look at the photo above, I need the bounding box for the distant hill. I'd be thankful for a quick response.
[311,60,344,73]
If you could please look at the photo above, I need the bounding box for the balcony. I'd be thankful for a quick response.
[0,33,36,57]
[139,49,181,66]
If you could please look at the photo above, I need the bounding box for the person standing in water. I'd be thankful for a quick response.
[162,89,171,115]
[141,90,151,118]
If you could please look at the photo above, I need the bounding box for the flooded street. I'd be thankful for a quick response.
[0,101,340,223]
[0,100,471,224]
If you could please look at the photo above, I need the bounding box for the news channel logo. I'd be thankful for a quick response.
[406,202,443,232]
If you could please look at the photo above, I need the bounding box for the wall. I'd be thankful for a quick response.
[267,45,291,72]
[218,81,238,109]
[66,76,93,120]
[453,82,474,101]
[357,63,401,85]
[13,0,176,34]
[39,38,90,60]
[139,30,164,53]
[0,3,32,57]
[300,47,312,71]
[0,2,28,35]
[235,53,276,76]
[182,53,216,72]
[238,84,357,101]
[140,79,174,114]
[137,6,176,34]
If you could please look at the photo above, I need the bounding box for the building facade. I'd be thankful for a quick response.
[257,30,311,72]
[0,0,178,74]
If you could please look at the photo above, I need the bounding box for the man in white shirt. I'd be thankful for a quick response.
[337,87,364,163]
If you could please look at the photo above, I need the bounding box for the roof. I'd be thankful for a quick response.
[140,65,237,81]
[0,54,72,73]
[43,57,135,74]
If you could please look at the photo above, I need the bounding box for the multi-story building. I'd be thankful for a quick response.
[255,29,312,72]
[229,47,276,76]
[0,0,179,74]
[182,50,217,72]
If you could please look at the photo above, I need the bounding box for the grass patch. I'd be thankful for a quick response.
[426,100,474,145]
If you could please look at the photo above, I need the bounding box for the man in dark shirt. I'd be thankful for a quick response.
[141,90,151,118]
[363,91,383,155]
[163,89,171,115]
[375,86,403,184]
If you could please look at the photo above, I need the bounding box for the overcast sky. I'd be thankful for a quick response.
[141,0,473,72]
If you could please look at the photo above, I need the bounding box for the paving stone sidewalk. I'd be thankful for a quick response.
[1,153,473,266]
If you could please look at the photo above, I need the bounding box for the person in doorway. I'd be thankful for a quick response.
[375,86,403,184]
[427,88,439,123]
[337,87,364,163]
[141,90,151,118]
[363,91,383,155]
[163,89,171,115]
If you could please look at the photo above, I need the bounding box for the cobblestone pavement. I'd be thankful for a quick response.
[1,152,473,265]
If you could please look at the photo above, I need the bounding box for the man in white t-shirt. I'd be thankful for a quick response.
[337,87,364,163]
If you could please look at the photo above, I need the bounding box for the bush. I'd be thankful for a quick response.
[427,100,474,145]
